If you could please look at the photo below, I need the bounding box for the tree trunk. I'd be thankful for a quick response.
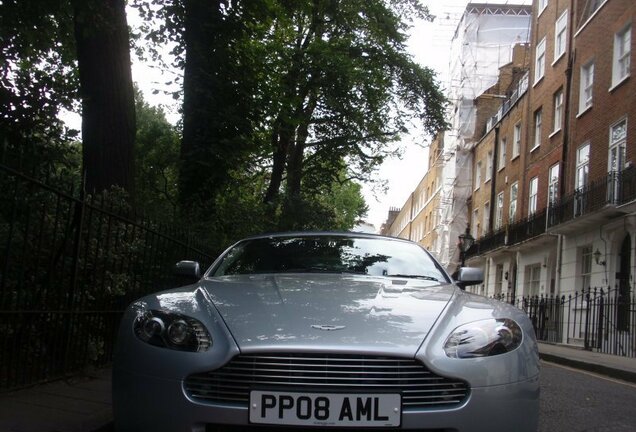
[74,0,135,196]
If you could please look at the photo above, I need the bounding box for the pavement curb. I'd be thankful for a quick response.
[539,352,636,384]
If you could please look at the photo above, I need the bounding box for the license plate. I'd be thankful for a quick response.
[249,390,401,427]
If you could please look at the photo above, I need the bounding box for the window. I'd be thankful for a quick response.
[525,264,541,297]
[548,164,560,206]
[513,123,521,158]
[534,37,546,83]
[609,119,627,173]
[475,161,482,189]
[612,25,631,86]
[553,90,563,133]
[498,138,507,170]
[576,143,590,190]
[533,109,542,150]
[509,182,518,222]
[579,245,593,291]
[483,202,490,233]
[495,192,504,230]
[579,62,594,113]
[608,119,627,202]
[575,143,590,215]
[538,0,548,15]
[554,11,568,61]
[472,209,479,238]
[485,151,493,181]
[528,177,538,215]
[495,264,504,296]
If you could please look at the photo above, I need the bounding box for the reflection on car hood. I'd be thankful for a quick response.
[201,274,456,356]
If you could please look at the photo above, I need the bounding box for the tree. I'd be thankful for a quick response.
[0,0,78,166]
[134,88,180,222]
[259,0,446,227]
[73,0,136,195]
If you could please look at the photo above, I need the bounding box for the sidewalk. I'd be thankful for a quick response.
[1,344,635,432]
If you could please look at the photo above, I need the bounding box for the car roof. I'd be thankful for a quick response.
[239,231,412,243]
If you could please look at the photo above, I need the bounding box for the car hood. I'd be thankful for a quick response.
[201,274,456,356]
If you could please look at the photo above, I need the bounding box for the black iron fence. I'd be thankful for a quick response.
[0,162,214,390]
[493,286,636,358]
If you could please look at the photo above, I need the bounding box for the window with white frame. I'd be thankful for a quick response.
[483,201,490,233]
[548,164,560,206]
[509,182,518,222]
[579,62,594,114]
[525,264,541,297]
[554,11,568,61]
[533,109,542,149]
[535,37,546,83]
[495,192,504,230]
[495,264,504,296]
[528,177,538,215]
[472,209,479,238]
[475,161,482,189]
[576,143,590,190]
[513,122,521,158]
[612,24,631,87]
[485,151,493,181]
[608,119,627,173]
[553,89,563,133]
[579,245,592,291]
[498,138,506,170]
[538,0,548,15]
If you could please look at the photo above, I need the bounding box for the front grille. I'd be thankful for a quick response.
[185,353,469,409]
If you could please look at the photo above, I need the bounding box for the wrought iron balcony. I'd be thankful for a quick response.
[548,166,636,232]
[465,209,548,260]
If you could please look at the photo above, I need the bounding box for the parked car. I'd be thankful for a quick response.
[113,232,539,431]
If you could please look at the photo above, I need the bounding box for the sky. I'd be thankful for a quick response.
[109,1,532,231]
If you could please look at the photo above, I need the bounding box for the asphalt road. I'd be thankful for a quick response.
[539,361,636,432]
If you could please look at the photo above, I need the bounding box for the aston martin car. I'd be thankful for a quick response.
[113,232,539,431]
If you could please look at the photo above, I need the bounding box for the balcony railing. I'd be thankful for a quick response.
[548,165,636,228]
[465,209,547,260]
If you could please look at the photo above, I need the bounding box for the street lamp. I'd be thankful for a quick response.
[458,227,475,267]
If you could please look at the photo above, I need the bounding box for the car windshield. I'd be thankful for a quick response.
[211,235,449,282]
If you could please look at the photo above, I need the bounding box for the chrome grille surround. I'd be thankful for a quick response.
[184,353,470,409]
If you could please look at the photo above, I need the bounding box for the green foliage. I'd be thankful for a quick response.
[134,87,180,223]
[0,0,79,154]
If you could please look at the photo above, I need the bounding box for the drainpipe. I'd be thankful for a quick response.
[489,125,500,233]
[560,6,576,200]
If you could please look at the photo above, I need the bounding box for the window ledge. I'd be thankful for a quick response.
[498,166,505,173]
[529,144,540,154]
[485,178,492,184]
[511,154,520,161]
[549,129,561,139]
[552,53,565,67]
[533,76,545,87]
[576,106,592,118]
[609,75,630,93]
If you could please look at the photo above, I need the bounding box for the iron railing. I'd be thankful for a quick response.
[465,209,548,260]
[493,285,635,358]
[0,162,214,390]
[548,165,636,228]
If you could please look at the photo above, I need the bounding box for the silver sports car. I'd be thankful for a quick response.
[113,232,539,431]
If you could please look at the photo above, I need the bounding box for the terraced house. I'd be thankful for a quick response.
[464,0,635,356]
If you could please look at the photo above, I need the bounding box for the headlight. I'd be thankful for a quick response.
[443,318,522,359]
[134,310,212,352]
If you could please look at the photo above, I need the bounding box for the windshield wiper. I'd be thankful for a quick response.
[385,274,441,282]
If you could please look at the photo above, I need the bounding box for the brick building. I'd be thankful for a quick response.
[462,0,635,352]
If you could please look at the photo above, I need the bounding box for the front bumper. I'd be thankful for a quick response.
[113,367,539,432]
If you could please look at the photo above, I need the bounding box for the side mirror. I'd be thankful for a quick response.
[174,260,202,284]
[455,267,484,290]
